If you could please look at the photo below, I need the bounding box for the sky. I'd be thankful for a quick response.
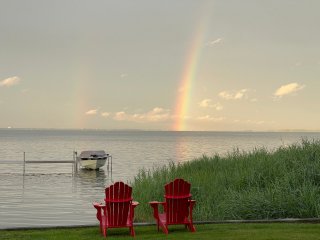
[0,0,320,131]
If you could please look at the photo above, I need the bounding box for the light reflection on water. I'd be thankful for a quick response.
[1,130,320,228]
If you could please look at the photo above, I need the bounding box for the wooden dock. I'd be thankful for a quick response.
[0,151,112,175]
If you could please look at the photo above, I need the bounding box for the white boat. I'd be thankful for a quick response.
[77,150,109,170]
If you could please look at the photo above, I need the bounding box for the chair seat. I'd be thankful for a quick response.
[105,216,133,228]
[159,213,191,225]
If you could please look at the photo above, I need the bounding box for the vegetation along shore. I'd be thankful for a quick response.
[132,139,320,222]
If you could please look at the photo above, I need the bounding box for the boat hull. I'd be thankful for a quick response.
[76,151,108,170]
[78,158,107,170]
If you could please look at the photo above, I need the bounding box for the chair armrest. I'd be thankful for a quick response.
[131,201,139,213]
[188,200,196,210]
[93,201,105,208]
[132,201,139,207]
[129,201,139,221]
[93,202,105,221]
[149,201,165,219]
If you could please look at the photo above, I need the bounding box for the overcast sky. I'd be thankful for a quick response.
[1,0,319,131]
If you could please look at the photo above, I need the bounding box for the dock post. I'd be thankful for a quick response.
[110,155,112,180]
[72,151,74,176]
[74,151,78,173]
[23,152,26,176]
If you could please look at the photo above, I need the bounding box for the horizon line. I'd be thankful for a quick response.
[1,127,320,133]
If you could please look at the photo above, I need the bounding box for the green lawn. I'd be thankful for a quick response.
[2,223,320,240]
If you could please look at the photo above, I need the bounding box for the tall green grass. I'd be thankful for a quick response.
[131,139,320,222]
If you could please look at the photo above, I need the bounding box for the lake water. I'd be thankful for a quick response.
[1,129,320,229]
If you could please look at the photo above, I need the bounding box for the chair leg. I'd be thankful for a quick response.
[160,224,169,234]
[129,226,135,237]
[100,218,107,237]
[99,223,103,234]
[102,227,107,237]
[188,223,196,232]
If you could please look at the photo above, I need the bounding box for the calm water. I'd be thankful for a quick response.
[1,129,320,228]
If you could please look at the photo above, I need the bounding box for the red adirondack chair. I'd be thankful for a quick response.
[93,181,139,237]
[149,178,196,234]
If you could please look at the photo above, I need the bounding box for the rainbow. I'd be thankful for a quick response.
[70,59,93,129]
[172,15,208,131]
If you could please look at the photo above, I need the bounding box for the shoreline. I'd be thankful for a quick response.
[3,218,320,231]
